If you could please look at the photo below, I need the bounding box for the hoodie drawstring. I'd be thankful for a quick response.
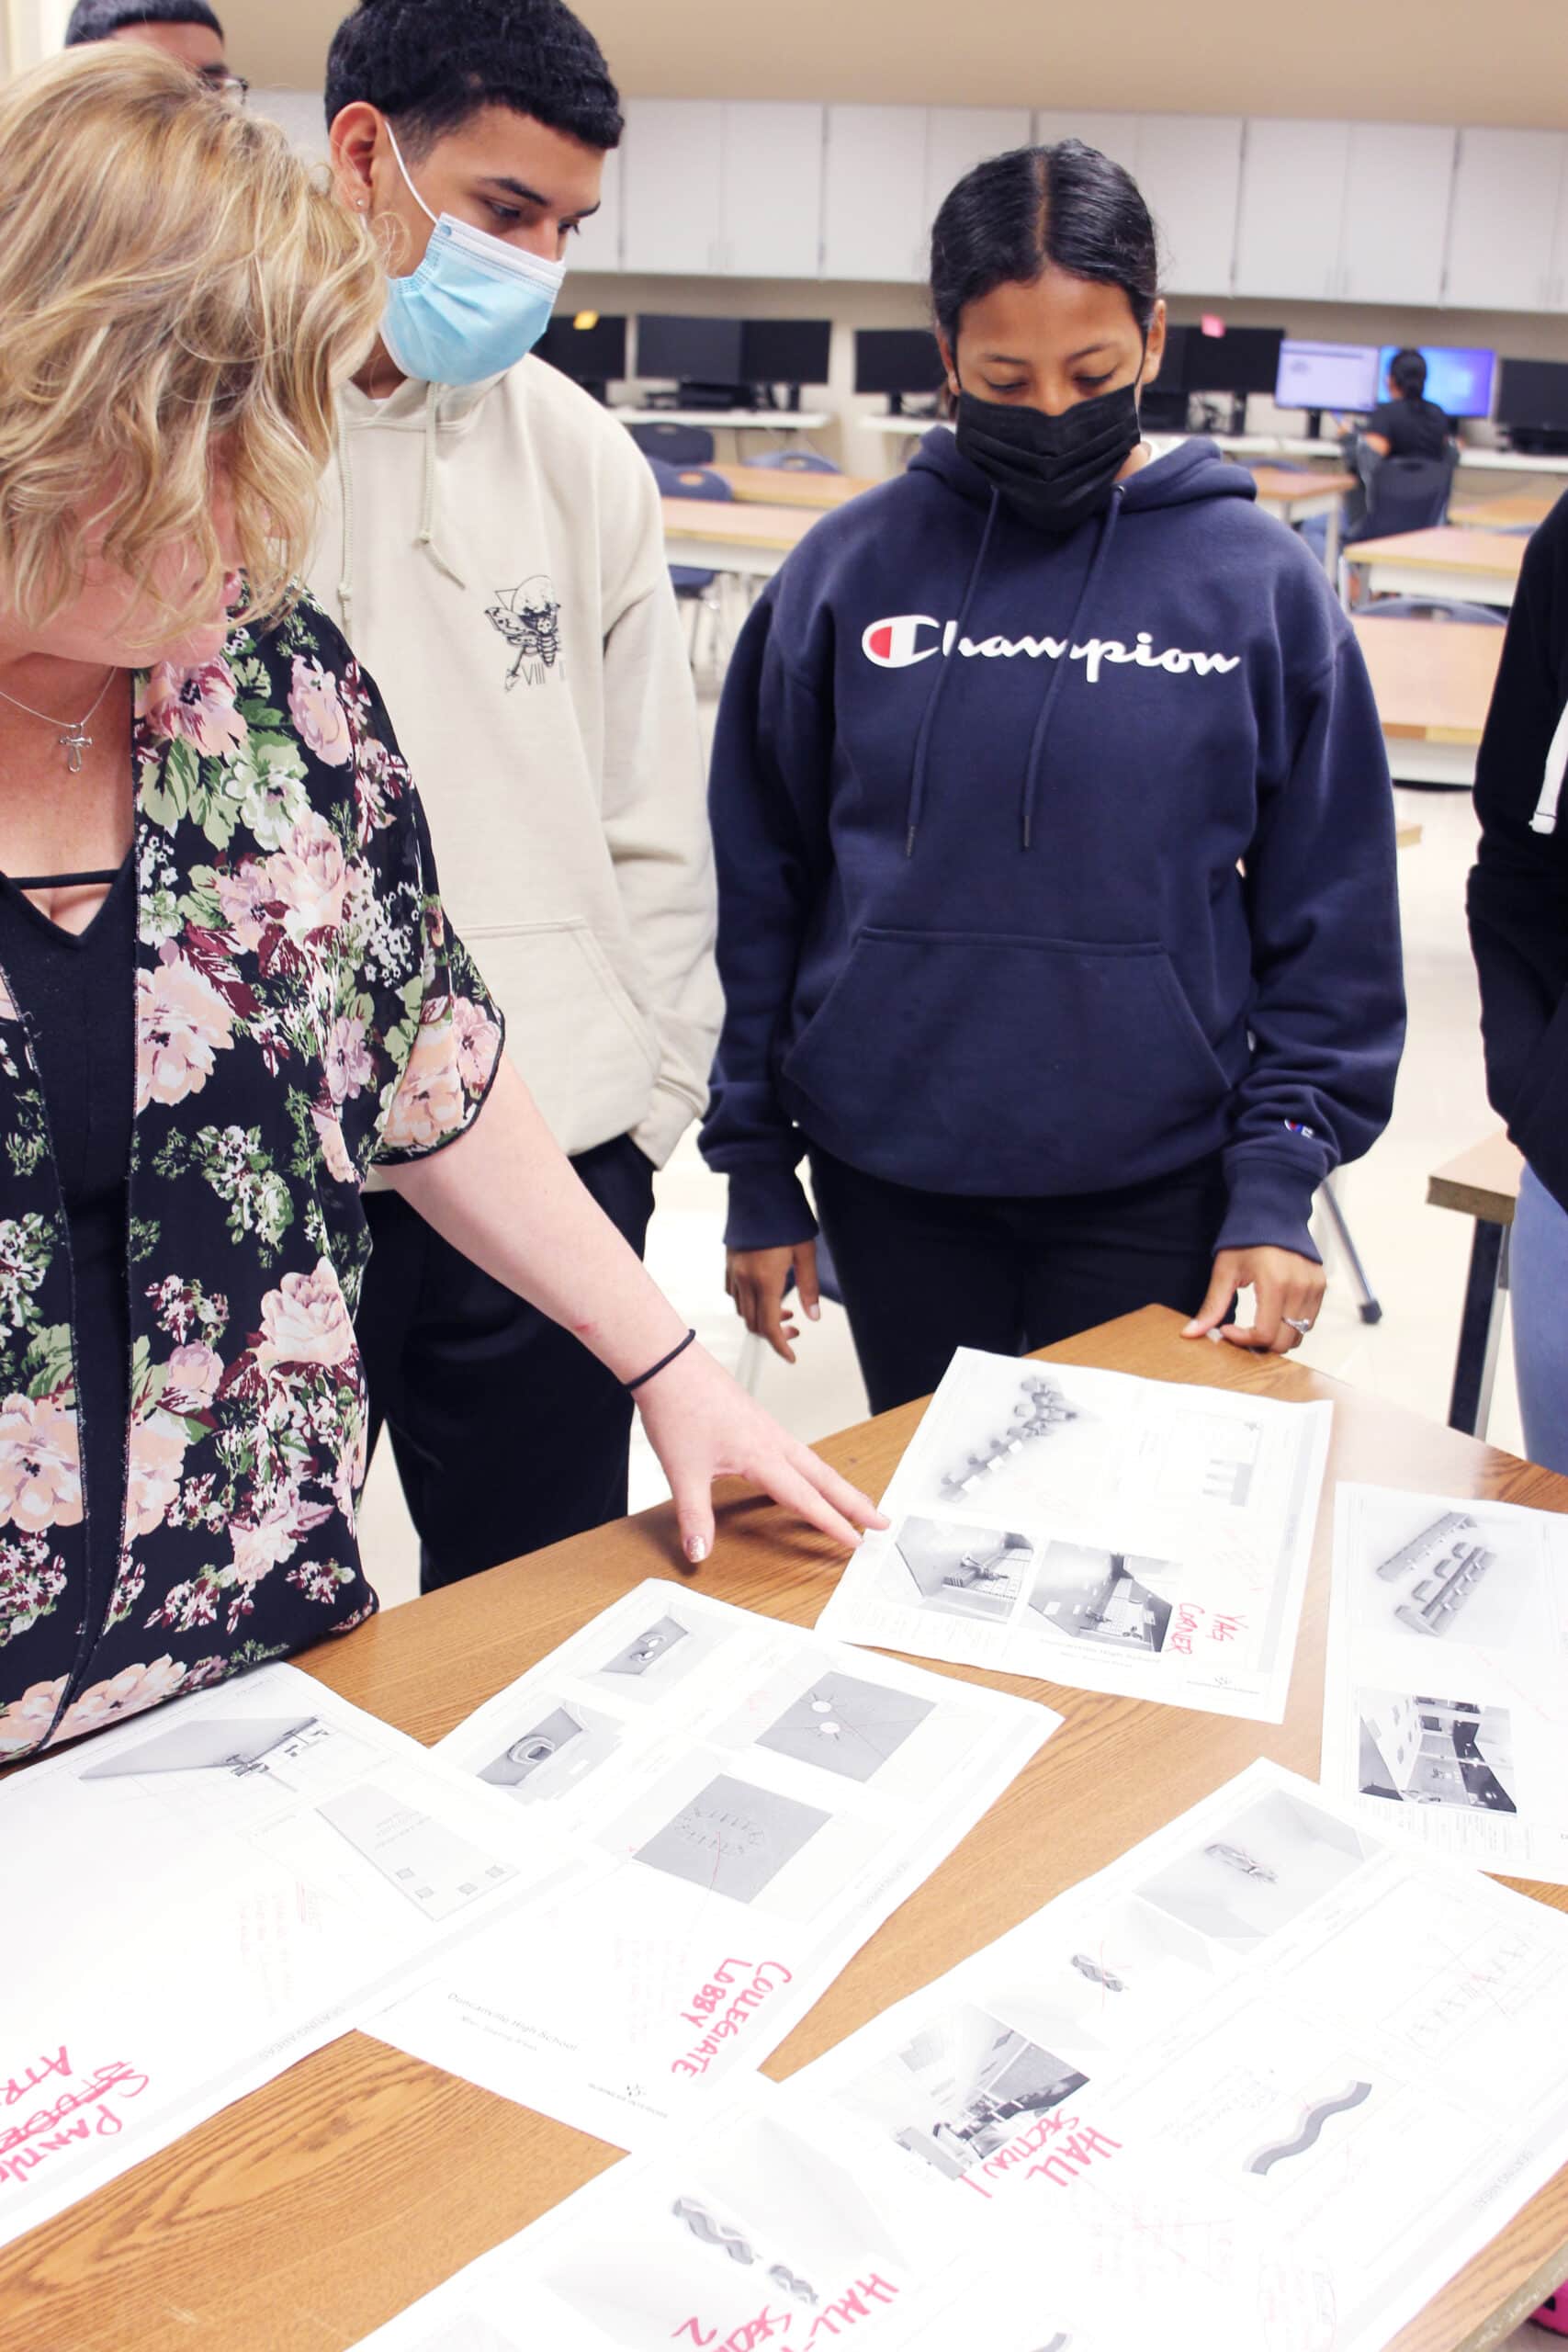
[904,488,1003,858]
[416,379,468,594]
[1533,689,1568,835]
[1020,486,1125,852]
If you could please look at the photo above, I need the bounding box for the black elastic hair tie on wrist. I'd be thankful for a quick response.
[624,1328,697,1393]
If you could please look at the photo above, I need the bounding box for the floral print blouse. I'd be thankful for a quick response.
[0,592,502,1760]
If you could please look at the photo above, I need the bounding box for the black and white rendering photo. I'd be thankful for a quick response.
[633,1773,831,1904]
[1135,1789,1370,1950]
[882,1517,1032,1623]
[838,2001,1089,2179]
[478,1699,624,1804]
[755,1671,937,1782]
[938,1369,1086,1503]
[1026,1541,1176,1654]
[1349,1494,1540,1652]
[1358,1692,1519,1814]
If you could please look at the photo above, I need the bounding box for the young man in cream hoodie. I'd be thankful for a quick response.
[314,0,720,1589]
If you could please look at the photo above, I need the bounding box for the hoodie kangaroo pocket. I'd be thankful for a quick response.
[780,928,1234,1196]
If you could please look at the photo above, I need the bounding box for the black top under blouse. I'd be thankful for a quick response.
[0,858,136,1634]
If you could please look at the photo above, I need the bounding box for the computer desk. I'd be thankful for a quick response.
[660,492,820,580]
[1343,526,1526,611]
[1250,464,1358,572]
[712,463,881,510]
[5,1307,1565,2352]
[1352,614,1505,786]
[1451,488,1557,532]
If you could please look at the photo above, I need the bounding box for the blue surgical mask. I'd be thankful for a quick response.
[378,123,567,386]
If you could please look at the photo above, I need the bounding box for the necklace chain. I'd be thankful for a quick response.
[0,668,118,775]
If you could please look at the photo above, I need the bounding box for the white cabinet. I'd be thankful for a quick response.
[719,102,823,277]
[1032,110,1140,175]
[1446,128,1566,311]
[620,99,722,275]
[1234,119,1349,300]
[570,141,622,275]
[1339,123,1455,305]
[822,104,929,282]
[923,106,1032,224]
[1136,116,1242,293]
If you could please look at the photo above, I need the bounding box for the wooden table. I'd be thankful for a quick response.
[1452,489,1557,533]
[7,1306,1568,2352]
[714,463,879,510]
[1428,1131,1527,1436]
[1344,526,1527,612]
[1251,464,1357,574]
[660,492,819,581]
[1352,614,1505,787]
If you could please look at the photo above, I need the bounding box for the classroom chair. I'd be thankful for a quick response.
[742,448,842,474]
[628,420,717,467]
[643,455,735,677]
[1353,448,1460,544]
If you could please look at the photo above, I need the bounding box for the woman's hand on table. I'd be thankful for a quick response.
[1182,1247,1327,1354]
[634,1338,886,1566]
[726,1240,821,1363]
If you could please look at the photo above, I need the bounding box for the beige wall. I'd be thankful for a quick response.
[242,0,1568,130]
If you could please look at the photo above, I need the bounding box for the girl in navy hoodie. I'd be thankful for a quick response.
[702,141,1405,1412]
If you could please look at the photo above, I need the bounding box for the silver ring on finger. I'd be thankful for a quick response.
[1282,1315,1314,1335]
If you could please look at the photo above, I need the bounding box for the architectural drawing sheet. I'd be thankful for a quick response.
[816,1349,1332,1720]
[352,1763,1568,2352]
[791,1759,1568,2352]
[368,1581,1056,2151]
[1324,1482,1568,1883]
[1,1663,580,2248]
[347,2075,1106,2352]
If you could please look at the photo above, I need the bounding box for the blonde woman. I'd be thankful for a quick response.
[0,49,879,1762]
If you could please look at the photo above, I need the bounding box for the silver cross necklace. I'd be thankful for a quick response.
[0,667,118,773]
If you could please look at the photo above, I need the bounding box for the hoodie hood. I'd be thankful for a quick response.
[901,430,1256,854]
[333,369,509,639]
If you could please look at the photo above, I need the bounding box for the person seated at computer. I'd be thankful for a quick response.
[1363,349,1452,461]
[703,139,1406,1412]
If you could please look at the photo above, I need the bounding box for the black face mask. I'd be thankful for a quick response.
[953,380,1143,535]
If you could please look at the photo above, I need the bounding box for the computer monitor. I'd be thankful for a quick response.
[1139,322,1196,431]
[1185,327,1287,399]
[1275,340,1382,417]
[1376,345,1496,421]
[1495,357,1568,450]
[853,328,947,413]
[535,311,626,400]
[740,319,832,393]
[636,313,746,393]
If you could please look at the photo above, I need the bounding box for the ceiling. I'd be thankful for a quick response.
[236,0,1568,128]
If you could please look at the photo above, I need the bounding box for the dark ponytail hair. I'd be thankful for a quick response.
[1388,346,1427,401]
[931,141,1160,353]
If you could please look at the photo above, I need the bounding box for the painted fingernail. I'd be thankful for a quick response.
[685,1535,708,1566]
[807,1304,820,1321]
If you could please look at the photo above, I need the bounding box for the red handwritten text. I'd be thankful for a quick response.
[672,2275,901,2347]
[671,1959,793,2078]
[1209,1613,1246,1644]
[1169,1601,1203,1657]
[1026,2114,1123,2188]
[0,2056,152,2189]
